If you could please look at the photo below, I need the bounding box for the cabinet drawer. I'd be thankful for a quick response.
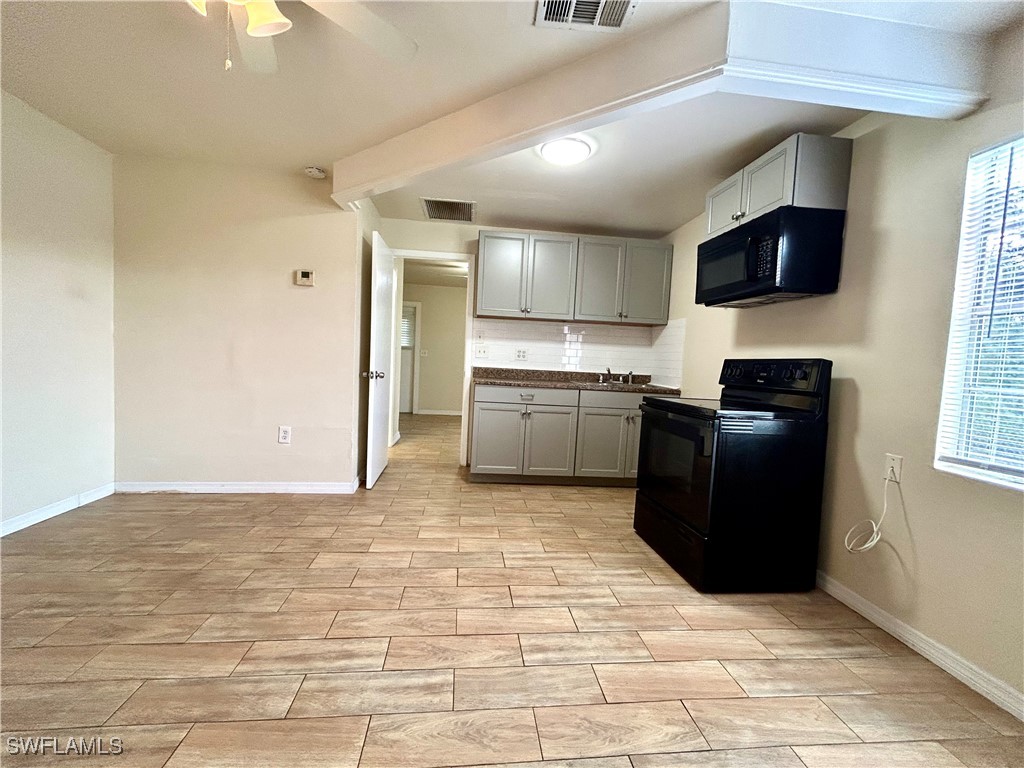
[474,385,579,407]
[579,390,645,409]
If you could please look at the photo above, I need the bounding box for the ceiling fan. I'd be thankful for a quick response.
[186,0,418,74]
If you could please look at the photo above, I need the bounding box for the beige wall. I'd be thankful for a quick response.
[114,156,363,487]
[666,97,1024,690]
[1,92,115,522]
[402,282,468,414]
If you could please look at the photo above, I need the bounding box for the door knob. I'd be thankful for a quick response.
[374,371,386,379]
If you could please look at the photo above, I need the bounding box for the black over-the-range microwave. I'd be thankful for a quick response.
[695,206,846,308]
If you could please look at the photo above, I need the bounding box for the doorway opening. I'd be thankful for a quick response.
[390,254,470,468]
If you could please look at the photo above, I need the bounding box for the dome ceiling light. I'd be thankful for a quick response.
[538,136,595,166]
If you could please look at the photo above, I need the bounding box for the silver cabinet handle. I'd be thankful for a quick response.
[525,308,531,313]
[731,211,744,221]
[519,393,534,400]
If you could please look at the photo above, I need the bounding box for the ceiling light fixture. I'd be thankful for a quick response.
[539,136,594,166]
[245,0,293,37]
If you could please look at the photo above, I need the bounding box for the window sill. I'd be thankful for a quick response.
[934,460,1024,494]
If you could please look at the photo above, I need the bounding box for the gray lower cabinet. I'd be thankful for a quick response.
[576,392,645,479]
[470,402,525,474]
[523,405,578,477]
[625,408,642,479]
[575,407,630,477]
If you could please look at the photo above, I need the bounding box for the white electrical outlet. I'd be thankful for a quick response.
[278,426,292,445]
[884,453,902,482]
[475,345,489,359]
[420,349,429,357]
[515,348,528,361]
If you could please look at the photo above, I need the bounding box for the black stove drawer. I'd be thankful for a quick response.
[633,494,710,591]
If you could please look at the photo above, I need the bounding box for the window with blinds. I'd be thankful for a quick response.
[935,135,1023,491]
[400,305,416,349]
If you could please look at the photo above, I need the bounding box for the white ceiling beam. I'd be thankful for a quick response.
[331,1,988,208]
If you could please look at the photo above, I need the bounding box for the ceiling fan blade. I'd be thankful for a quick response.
[230,3,279,74]
[302,0,418,64]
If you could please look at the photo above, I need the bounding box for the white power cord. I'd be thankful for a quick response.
[845,471,898,553]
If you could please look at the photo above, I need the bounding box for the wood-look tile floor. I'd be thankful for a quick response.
[1,414,1021,767]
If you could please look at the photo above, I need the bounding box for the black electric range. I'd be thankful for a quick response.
[633,358,832,592]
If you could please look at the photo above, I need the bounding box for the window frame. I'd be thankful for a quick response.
[934,133,1024,493]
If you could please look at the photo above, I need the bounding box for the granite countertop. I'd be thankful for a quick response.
[472,367,680,396]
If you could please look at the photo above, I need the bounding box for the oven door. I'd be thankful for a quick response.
[636,404,716,534]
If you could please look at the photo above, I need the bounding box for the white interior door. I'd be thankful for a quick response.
[366,232,395,489]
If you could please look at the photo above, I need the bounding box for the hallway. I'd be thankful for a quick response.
[0,417,1020,766]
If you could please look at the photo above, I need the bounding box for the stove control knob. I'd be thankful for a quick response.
[795,368,809,381]
[783,368,795,381]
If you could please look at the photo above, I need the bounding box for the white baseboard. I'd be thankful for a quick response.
[415,410,462,416]
[1,482,115,536]
[817,570,1024,720]
[115,481,360,495]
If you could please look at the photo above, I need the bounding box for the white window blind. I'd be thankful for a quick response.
[935,136,1024,491]
[400,305,416,349]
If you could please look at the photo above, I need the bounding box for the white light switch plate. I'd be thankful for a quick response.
[475,345,489,359]
[278,426,292,445]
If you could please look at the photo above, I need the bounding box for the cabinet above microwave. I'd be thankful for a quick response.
[705,133,852,239]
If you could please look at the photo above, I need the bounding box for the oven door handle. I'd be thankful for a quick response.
[639,405,714,457]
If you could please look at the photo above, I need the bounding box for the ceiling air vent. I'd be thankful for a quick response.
[535,0,639,31]
[421,198,477,223]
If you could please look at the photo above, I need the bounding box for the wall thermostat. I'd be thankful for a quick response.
[294,270,315,287]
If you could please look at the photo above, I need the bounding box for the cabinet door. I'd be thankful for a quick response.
[622,241,672,325]
[471,402,525,474]
[523,405,578,477]
[476,232,528,318]
[574,237,626,322]
[574,407,629,478]
[527,234,577,320]
[706,170,744,237]
[742,134,798,222]
[625,409,643,479]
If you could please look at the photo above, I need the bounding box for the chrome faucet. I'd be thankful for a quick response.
[627,371,634,385]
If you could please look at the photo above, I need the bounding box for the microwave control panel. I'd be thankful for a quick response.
[753,237,777,278]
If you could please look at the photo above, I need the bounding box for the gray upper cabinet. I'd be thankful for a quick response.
[476,232,529,317]
[706,170,744,236]
[477,229,671,327]
[470,402,525,474]
[623,241,672,325]
[574,237,625,322]
[477,231,578,321]
[705,133,853,238]
[526,233,577,320]
[575,237,672,325]
[523,404,578,477]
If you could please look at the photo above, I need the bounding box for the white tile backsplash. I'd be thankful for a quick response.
[472,317,685,388]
